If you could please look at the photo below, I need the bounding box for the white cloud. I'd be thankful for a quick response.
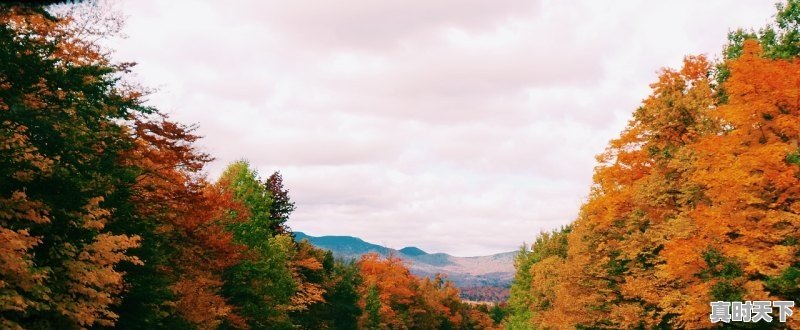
[107,0,776,256]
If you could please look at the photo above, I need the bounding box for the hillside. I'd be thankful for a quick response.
[295,232,515,297]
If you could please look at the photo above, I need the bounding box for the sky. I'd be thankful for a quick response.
[103,0,778,256]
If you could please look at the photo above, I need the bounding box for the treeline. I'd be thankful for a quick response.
[507,1,800,328]
[0,5,498,330]
[460,286,509,303]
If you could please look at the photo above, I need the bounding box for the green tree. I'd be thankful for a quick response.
[723,0,800,60]
[506,226,570,329]
[219,161,274,247]
[217,161,296,329]
[489,304,506,326]
[291,254,363,329]
[324,259,363,330]
[364,284,384,330]
[505,244,533,329]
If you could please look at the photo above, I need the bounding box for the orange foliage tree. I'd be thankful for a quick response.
[508,2,800,328]
[358,253,499,330]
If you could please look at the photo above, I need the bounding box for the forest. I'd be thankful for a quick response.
[506,1,800,328]
[2,0,800,329]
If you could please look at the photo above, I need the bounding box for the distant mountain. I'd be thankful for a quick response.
[295,231,516,301]
[398,246,427,256]
[294,232,390,256]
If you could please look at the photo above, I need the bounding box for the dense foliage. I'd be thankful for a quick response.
[507,1,800,328]
[0,4,496,330]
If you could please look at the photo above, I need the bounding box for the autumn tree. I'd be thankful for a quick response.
[0,5,146,328]
[674,39,800,327]
[1,3,253,329]
[509,1,800,328]
[530,53,715,329]
[357,253,498,330]
[358,253,417,328]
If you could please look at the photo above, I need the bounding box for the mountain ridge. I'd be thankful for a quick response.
[294,231,516,292]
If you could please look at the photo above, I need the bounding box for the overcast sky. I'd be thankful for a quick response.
[106,0,776,256]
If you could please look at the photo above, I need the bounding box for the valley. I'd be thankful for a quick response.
[295,232,515,302]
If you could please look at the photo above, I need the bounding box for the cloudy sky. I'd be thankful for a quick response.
[105,0,776,256]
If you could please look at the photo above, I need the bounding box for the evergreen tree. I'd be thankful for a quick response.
[364,285,383,330]
[266,171,295,235]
